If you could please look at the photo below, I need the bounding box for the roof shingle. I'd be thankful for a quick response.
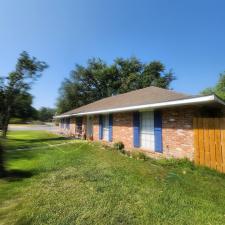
[58,86,192,116]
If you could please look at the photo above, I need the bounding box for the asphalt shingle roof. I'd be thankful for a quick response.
[58,86,193,117]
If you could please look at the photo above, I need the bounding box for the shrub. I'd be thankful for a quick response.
[138,152,149,161]
[131,151,149,161]
[113,141,124,151]
[130,151,139,159]
[102,143,111,150]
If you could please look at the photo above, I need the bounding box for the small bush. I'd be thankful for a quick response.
[138,152,149,161]
[113,141,124,151]
[130,151,139,159]
[125,150,131,157]
[131,151,149,161]
[102,143,111,150]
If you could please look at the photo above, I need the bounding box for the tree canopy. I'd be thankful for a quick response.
[0,51,48,136]
[56,57,175,114]
[201,72,225,100]
[10,92,38,121]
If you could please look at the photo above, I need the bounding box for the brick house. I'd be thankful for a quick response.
[54,86,225,160]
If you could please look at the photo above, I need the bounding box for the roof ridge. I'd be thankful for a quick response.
[146,86,190,96]
[92,86,189,101]
[74,86,190,108]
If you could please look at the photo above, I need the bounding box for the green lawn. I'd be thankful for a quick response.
[1,131,225,225]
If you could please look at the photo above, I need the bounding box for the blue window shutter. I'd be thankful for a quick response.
[154,111,163,153]
[109,114,113,142]
[99,115,103,140]
[133,112,140,147]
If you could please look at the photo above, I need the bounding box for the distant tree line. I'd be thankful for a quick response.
[36,107,56,122]
[9,105,56,124]
[56,57,176,114]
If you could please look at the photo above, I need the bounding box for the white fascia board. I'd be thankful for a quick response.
[54,95,223,118]
[53,114,73,119]
[68,95,216,116]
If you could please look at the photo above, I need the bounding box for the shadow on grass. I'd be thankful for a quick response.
[2,169,35,182]
[6,150,38,161]
[5,136,72,152]
[4,136,76,162]
[8,136,70,143]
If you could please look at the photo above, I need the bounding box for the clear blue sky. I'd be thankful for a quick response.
[0,0,225,109]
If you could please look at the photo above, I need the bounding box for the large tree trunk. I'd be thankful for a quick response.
[0,140,6,177]
[2,120,9,138]
[1,107,11,138]
[0,107,11,177]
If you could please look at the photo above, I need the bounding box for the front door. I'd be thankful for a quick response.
[103,115,109,141]
[140,111,155,150]
[87,116,93,138]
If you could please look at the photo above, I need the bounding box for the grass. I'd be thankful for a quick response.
[1,131,225,225]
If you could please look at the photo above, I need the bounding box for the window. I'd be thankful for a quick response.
[66,118,70,129]
[140,111,155,150]
[102,115,109,141]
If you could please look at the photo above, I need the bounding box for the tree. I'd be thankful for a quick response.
[0,78,4,130]
[11,92,38,121]
[201,72,225,100]
[0,52,48,177]
[0,51,48,137]
[38,107,56,122]
[56,57,175,113]
[0,141,4,177]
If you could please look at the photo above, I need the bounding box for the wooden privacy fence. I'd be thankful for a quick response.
[193,117,225,173]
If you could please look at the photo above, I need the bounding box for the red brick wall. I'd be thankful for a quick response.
[93,115,99,141]
[69,117,76,135]
[58,117,76,136]
[162,107,196,160]
[59,117,87,137]
[113,112,133,148]
[59,107,197,160]
[91,113,133,148]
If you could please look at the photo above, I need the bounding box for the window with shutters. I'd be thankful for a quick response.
[140,111,155,150]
